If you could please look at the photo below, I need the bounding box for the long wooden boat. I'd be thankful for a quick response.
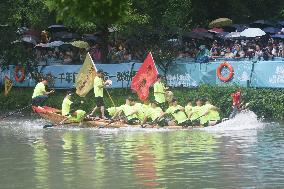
[32,106,191,129]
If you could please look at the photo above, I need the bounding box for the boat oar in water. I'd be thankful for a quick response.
[0,104,32,120]
[43,117,68,129]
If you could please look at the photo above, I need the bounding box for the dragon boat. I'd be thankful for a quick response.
[32,106,195,129]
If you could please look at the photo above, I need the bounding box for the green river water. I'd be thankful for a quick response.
[0,111,283,189]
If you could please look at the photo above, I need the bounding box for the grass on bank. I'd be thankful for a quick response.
[1,85,284,120]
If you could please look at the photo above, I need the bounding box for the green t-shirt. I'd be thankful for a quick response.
[203,104,220,122]
[121,104,138,120]
[147,107,163,121]
[32,82,46,98]
[166,105,188,124]
[185,105,193,118]
[154,81,166,103]
[94,76,103,97]
[69,110,86,122]
[190,106,203,121]
[107,107,121,117]
[62,97,73,116]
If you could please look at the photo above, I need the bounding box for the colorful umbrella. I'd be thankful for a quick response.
[225,32,241,38]
[209,18,232,28]
[240,28,266,38]
[71,40,90,49]
[208,28,224,33]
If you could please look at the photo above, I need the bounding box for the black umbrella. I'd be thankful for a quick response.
[250,20,274,28]
[82,34,98,42]
[262,27,281,34]
[48,25,67,32]
[184,31,213,39]
[61,33,81,42]
[278,21,284,26]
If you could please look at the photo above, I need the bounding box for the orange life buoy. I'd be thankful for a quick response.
[14,66,26,82]
[216,62,234,82]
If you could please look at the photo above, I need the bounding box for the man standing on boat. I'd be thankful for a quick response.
[88,69,109,119]
[32,79,54,106]
[153,75,168,110]
[229,89,241,119]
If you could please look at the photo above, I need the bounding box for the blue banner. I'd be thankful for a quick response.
[5,62,142,89]
[3,60,284,89]
[251,61,284,88]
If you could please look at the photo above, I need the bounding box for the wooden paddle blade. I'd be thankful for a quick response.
[43,124,54,129]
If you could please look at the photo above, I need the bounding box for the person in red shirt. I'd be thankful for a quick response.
[229,89,241,119]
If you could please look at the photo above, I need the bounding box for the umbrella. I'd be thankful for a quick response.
[208,28,224,33]
[16,27,29,35]
[250,20,274,28]
[278,21,284,26]
[215,32,229,39]
[35,41,64,48]
[48,25,66,32]
[231,24,247,32]
[184,31,213,39]
[225,32,241,38]
[209,18,232,28]
[22,35,37,45]
[61,33,81,42]
[82,34,98,42]
[271,34,284,39]
[240,28,266,38]
[192,28,208,33]
[262,27,281,34]
[70,40,90,49]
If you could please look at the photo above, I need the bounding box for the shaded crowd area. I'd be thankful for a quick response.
[18,19,284,65]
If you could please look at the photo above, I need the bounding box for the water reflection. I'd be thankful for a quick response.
[0,118,284,188]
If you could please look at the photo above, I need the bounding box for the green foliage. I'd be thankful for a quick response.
[0,0,55,69]
[2,86,284,121]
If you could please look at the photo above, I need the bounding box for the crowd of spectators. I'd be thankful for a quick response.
[179,37,284,63]
[22,26,284,65]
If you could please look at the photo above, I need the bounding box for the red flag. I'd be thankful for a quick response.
[131,52,158,101]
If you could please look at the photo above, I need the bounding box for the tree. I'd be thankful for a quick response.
[45,0,130,63]
[0,0,55,78]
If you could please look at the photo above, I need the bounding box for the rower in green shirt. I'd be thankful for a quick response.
[142,100,166,126]
[201,99,221,126]
[187,98,204,126]
[153,75,167,110]
[185,98,193,118]
[164,98,189,126]
[112,97,140,124]
[61,91,86,124]
[32,79,54,106]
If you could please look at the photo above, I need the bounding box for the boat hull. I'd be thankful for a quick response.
[32,106,204,129]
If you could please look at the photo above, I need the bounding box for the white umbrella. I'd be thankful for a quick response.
[225,32,241,38]
[240,28,266,38]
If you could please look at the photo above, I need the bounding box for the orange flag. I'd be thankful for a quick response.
[131,52,158,101]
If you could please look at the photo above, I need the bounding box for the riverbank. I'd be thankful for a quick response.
[1,85,284,119]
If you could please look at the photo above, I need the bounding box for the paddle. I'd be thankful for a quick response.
[0,103,32,120]
[43,117,68,129]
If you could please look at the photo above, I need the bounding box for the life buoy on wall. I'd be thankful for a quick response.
[14,66,26,82]
[216,62,234,82]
